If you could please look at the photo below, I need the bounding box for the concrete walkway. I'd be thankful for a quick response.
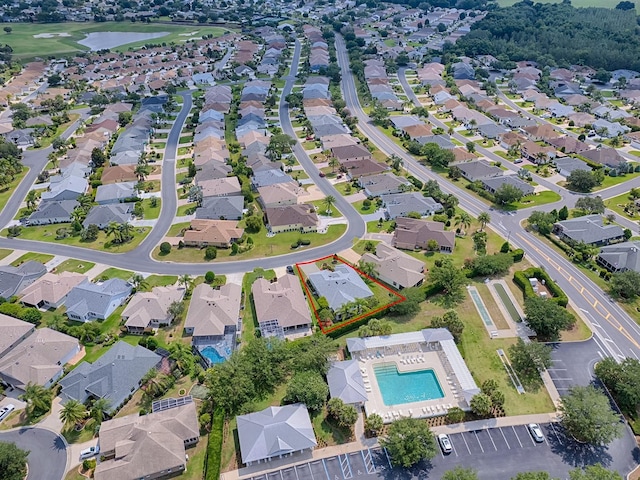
[83,263,110,281]
[0,249,27,266]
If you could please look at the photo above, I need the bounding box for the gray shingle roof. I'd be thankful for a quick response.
[83,203,134,229]
[555,214,624,245]
[307,265,373,311]
[27,199,78,224]
[381,192,443,219]
[195,196,244,220]
[0,261,47,299]
[597,241,640,272]
[65,278,132,319]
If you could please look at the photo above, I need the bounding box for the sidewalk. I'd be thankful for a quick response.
[0,249,26,266]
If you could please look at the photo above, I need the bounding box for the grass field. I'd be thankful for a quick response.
[10,252,54,266]
[54,258,95,274]
[495,0,639,8]
[0,22,229,60]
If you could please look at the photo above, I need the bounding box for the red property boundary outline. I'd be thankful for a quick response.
[295,254,406,335]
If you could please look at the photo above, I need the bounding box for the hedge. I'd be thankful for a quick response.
[512,249,524,262]
[204,407,224,480]
[408,176,423,190]
[512,267,568,307]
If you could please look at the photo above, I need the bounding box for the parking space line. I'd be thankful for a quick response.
[486,429,498,451]
[322,458,330,480]
[499,428,510,449]
[450,437,459,457]
[549,423,563,445]
[474,431,484,453]
[512,426,523,448]
[280,469,284,480]
[293,465,300,480]
[460,433,472,454]
[383,448,393,469]
[525,427,536,446]
[308,463,316,480]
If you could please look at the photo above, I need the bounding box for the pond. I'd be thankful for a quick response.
[78,31,169,51]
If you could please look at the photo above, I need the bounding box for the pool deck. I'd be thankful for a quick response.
[358,350,465,424]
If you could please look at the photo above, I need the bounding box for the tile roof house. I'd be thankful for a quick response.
[358,173,411,197]
[381,192,443,219]
[237,404,317,465]
[341,158,390,179]
[361,243,425,289]
[65,278,132,322]
[59,341,161,413]
[331,144,372,163]
[307,265,374,312]
[0,323,80,391]
[393,217,456,252]
[183,219,244,248]
[548,136,590,154]
[258,181,308,208]
[199,176,242,198]
[0,261,47,299]
[95,182,138,205]
[581,147,627,168]
[265,204,319,233]
[41,172,88,201]
[95,402,199,480]
[20,272,87,310]
[522,124,560,142]
[0,314,35,358]
[195,196,244,221]
[553,214,625,247]
[252,275,312,339]
[26,199,78,226]
[122,286,185,334]
[100,165,137,184]
[184,283,241,345]
[327,360,368,406]
[597,241,640,273]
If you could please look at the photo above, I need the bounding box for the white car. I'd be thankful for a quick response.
[528,423,544,443]
[0,404,15,422]
[438,433,453,454]
[79,445,100,460]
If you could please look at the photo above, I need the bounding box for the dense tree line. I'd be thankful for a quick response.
[454,2,640,71]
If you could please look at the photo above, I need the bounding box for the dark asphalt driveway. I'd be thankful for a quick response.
[0,427,67,480]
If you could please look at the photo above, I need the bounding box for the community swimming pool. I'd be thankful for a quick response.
[200,346,225,365]
[374,364,444,406]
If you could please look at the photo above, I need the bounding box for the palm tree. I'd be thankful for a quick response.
[105,221,122,244]
[135,163,151,182]
[169,341,194,374]
[178,274,193,290]
[90,398,111,425]
[59,399,87,429]
[131,273,148,291]
[26,190,38,211]
[358,260,379,279]
[20,383,52,418]
[454,212,472,235]
[477,212,491,231]
[329,156,339,173]
[76,194,93,212]
[323,195,336,215]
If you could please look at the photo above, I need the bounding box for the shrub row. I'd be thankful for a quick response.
[0,301,42,324]
[204,408,225,480]
[408,175,423,190]
[513,267,568,307]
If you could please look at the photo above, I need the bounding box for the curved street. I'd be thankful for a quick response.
[0,427,67,480]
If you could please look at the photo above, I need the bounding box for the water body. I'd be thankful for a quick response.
[78,31,169,51]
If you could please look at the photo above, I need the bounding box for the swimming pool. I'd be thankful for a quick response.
[200,346,225,365]
[374,364,444,406]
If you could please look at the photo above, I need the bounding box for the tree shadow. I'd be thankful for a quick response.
[545,422,613,469]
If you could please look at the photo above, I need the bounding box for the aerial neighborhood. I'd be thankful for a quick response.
[1,0,640,479]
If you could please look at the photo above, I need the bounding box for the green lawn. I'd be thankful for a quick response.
[10,252,54,266]
[365,220,395,233]
[2,224,151,253]
[98,267,134,281]
[351,199,379,215]
[594,171,640,191]
[143,275,178,290]
[508,190,562,210]
[141,198,161,220]
[0,248,11,261]
[1,22,229,60]
[0,167,28,212]
[33,115,79,149]
[54,259,95,274]
[606,192,638,220]
[310,199,342,218]
[177,203,197,216]
[167,222,190,237]
[154,225,348,263]
[333,181,358,196]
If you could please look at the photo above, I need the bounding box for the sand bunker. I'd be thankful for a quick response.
[33,33,72,38]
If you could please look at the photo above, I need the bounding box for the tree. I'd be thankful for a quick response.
[19,383,52,418]
[595,357,640,415]
[594,69,612,84]
[524,297,576,341]
[25,189,38,211]
[178,274,192,290]
[160,242,171,254]
[3,26,11,34]
[357,260,378,279]
[285,371,329,413]
[431,310,464,342]
[358,319,392,337]
[472,230,488,255]
[245,215,262,233]
[494,183,524,205]
[59,399,87,429]
[442,467,479,480]
[364,413,384,436]
[465,142,476,153]
[454,212,472,235]
[468,253,514,277]
[135,163,151,182]
[560,385,623,445]
[90,398,111,425]
[130,273,148,292]
[512,473,553,480]
[429,259,467,306]
[0,441,28,480]
[204,246,217,260]
[575,196,605,214]
[90,147,106,168]
[558,205,569,221]
[508,338,552,385]
[266,133,295,161]
[118,111,132,127]
[567,169,600,192]
[528,210,557,235]
[205,271,216,284]
[447,406,466,423]
[81,224,99,242]
[470,392,492,417]
[323,195,336,215]
[167,300,185,321]
[380,418,437,468]
[477,211,491,230]
[569,464,622,480]
[327,398,358,429]
[610,270,640,300]
[371,100,390,127]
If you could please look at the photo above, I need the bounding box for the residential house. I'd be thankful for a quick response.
[392,217,456,252]
[0,325,80,391]
[361,243,425,289]
[381,192,443,219]
[522,124,560,142]
[0,314,35,358]
[95,182,138,205]
[101,165,137,184]
[82,204,134,230]
[59,341,161,413]
[252,275,312,339]
[359,173,411,197]
[122,286,185,334]
[26,199,78,226]
[548,136,590,154]
[94,402,199,480]
[65,278,132,322]
[252,169,294,189]
[597,241,640,273]
[265,204,318,233]
[199,176,242,198]
[331,144,372,163]
[520,141,556,163]
[258,182,308,208]
[341,158,389,179]
[456,160,502,182]
[327,360,368,406]
[307,265,374,312]
[195,196,245,221]
[554,157,590,177]
[237,404,317,466]
[20,272,86,309]
[183,220,244,248]
[553,215,625,247]
[480,175,535,196]
[582,147,627,168]
[0,261,47,299]
[41,171,87,202]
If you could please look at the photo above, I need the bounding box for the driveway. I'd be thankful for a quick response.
[0,427,67,480]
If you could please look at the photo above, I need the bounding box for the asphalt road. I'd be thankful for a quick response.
[0,427,67,480]
[334,33,640,363]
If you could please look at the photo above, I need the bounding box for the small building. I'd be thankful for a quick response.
[327,360,368,406]
[392,217,456,252]
[456,160,502,182]
[236,404,317,466]
[358,173,411,197]
[554,157,590,177]
[258,182,307,209]
[82,203,134,230]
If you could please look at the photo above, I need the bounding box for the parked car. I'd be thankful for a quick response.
[0,404,15,422]
[286,265,294,274]
[514,158,523,164]
[80,445,100,460]
[528,423,544,443]
[319,172,326,177]
[438,433,453,454]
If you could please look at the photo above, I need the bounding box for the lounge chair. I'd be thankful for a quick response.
[408,409,413,417]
